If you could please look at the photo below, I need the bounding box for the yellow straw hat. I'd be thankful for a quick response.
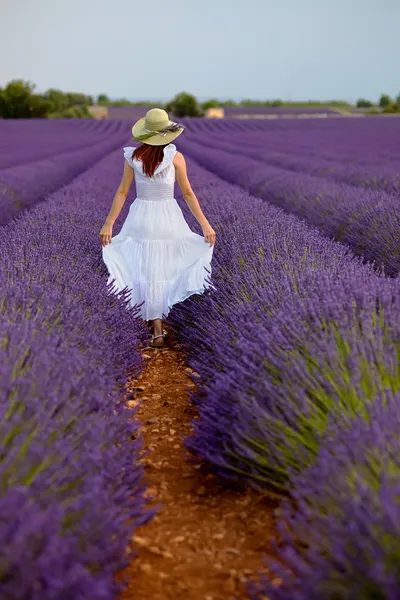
[132,108,184,146]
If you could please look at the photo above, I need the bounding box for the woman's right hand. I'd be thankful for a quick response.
[99,222,113,247]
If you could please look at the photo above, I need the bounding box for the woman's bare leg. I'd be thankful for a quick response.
[151,318,164,347]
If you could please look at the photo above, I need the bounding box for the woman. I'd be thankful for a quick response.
[100,108,216,348]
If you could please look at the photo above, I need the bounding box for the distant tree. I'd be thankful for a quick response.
[48,105,93,119]
[132,101,157,106]
[240,99,259,106]
[382,102,400,114]
[95,97,155,107]
[165,92,202,117]
[201,99,220,110]
[327,100,352,107]
[97,94,110,105]
[356,99,373,108]
[0,89,5,117]
[111,98,136,106]
[0,79,96,119]
[0,80,34,118]
[66,92,92,107]
[28,93,52,118]
[223,99,237,106]
[238,99,283,107]
[44,88,69,113]
[379,94,392,107]
[0,80,50,118]
[396,93,400,104]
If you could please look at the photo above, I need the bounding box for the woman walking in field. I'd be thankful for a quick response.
[100,108,216,348]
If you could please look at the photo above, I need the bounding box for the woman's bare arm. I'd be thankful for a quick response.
[100,161,134,246]
[174,152,216,246]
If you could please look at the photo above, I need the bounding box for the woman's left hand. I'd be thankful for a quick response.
[202,223,216,247]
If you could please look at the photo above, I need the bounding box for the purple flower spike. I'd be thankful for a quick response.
[0,147,153,598]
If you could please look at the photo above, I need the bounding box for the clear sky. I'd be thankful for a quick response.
[1,0,399,103]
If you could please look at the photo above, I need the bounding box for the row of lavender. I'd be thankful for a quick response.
[178,133,400,276]
[170,157,400,598]
[0,120,131,224]
[0,149,151,598]
[183,116,400,163]
[184,121,400,194]
[0,119,128,169]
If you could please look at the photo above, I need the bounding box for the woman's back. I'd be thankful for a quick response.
[123,144,177,202]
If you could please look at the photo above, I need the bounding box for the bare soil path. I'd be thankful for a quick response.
[120,334,278,600]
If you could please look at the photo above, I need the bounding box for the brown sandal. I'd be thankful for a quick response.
[148,334,166,349]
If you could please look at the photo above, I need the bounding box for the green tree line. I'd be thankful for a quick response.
[356,93,400,113]
[168,92,400,116]
[1,80,399,119]
[0,80,96,119]
[0,81,161,119]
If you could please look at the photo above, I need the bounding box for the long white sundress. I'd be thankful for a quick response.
[102,144,214,320]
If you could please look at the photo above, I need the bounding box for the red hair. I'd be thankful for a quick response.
[132,143,168,177]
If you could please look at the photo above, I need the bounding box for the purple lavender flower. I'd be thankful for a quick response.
[0,148,152,598]
[0,120,130,224]
[250,394,400,600]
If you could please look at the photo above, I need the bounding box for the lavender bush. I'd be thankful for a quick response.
[250,394,400,600]
[179,139,400,275]
[168,152,400,597]
[0,119,129,170]
[0,148,151,598]
[187,133,400,194]
[0,125,129,224]
[222,106,340,116]
[170,160,400,494]
[182,115,400,173]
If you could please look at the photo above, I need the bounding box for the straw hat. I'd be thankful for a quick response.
[132,108,184,146]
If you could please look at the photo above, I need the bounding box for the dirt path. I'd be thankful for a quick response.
[120,334,278,600]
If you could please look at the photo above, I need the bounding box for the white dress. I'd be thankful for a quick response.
[102,144,214,321]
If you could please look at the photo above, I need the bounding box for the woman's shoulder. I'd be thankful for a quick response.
[165,143,177,157]
[123,146,135,167]
[171,146,184,164]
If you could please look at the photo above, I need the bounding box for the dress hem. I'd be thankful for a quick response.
[104,251,213,321]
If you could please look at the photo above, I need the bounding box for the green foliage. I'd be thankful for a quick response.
[44,88,70,113]
[0,80,51,118]
[201,98,221,110]
[382,102,400,114]
[0,80,93,119]
[48,105,93,119]
[165,92,202,118]
[44,89,93,112]
[66,92,93,106]
[3,81,398,121]
[237,315,400,491]
[231,99,352,108]
[109,98,136,106]
[97,94,110,105]
[356,98,373,108]
[379,94,392,107]
[96,94,156,107]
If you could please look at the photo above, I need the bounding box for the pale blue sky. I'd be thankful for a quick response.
[1,0,399,103]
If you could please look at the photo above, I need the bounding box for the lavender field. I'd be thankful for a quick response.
[1,116,400,599]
